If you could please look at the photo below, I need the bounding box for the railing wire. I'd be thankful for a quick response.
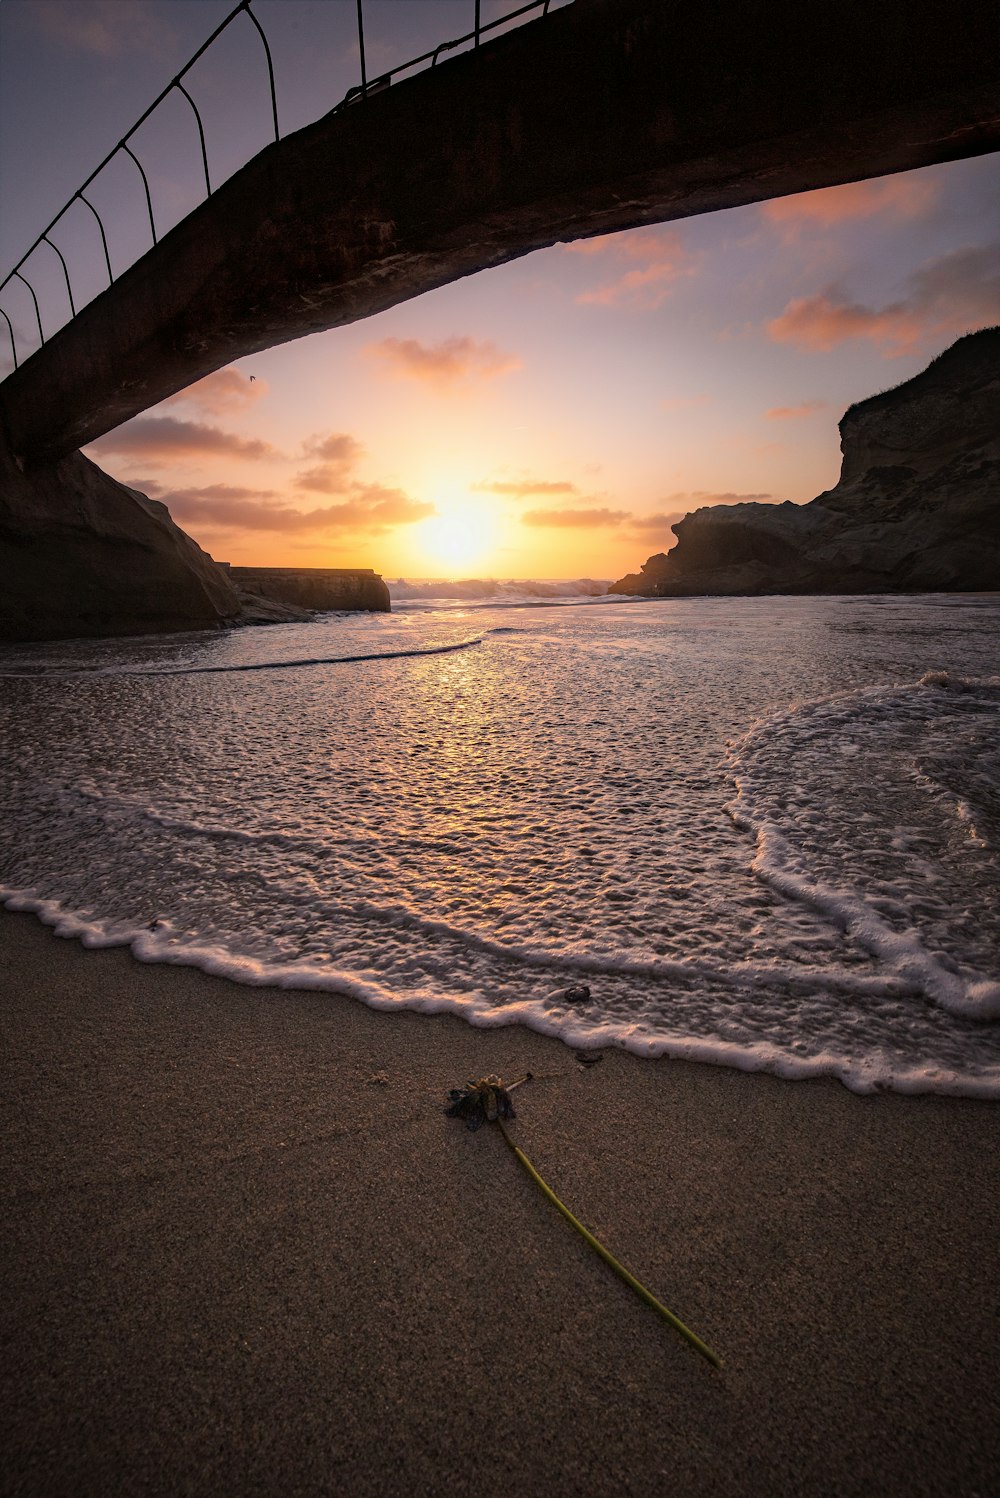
[0,0,569,374]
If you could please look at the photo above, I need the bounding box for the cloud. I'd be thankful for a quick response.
[765,401,826,420]
[471,478,579,498]
[661,394,712,413]
[367,336,521,387]
[295,433,367,493]
[629,511,686,535]
[34,0,171,57]
[762,176,938,234]
[163,483,432,535]
[162,369,265,415]
[568,228,699,309]
[521,507,631,528]
[90,416,275,461]
[767,245,1000,357]
[302,433,364,464]
[664,490,773,507]
[122,476,167,498]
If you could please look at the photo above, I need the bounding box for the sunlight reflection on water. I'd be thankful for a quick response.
[2,592,999,1096]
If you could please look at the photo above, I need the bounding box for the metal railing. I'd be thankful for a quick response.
[0,0,567,378]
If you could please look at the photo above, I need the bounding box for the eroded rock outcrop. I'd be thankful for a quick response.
[0,435,242,641]
[227,566,391,613]
[611,327,1000,598]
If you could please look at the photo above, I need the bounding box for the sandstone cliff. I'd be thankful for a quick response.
[0,435,242,642]
[610,327,1000,598]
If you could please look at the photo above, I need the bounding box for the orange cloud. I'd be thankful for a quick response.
[296,433,366,493]
[471,478,578,498]
[767,245,1000,357]
[161,369,265,415]
[521,507,630,528]
[765,400,826,420]
[762,176,938,235]
[367,336,520,387]
[163,483,432,535]
[629,511,686,535]
[89,416,275,461]
[570,228,699,309]
[665,490,773,506]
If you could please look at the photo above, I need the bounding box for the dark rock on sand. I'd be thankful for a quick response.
[610,327,1000,598]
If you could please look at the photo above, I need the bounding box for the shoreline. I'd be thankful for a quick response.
[3,907,999,1496]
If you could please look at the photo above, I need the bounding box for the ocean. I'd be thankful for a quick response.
[2,589,998,1097]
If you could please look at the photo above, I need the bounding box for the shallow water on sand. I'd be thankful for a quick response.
[2,592,998,1096]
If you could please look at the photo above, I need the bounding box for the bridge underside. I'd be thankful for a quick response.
[2,0,998,464]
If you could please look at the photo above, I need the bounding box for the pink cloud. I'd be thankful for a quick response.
[295,433,366,493]
[765,401,826,420]
[569,228,699,309]
[471,477,578,498]
[762,176,938,233]
[163,483,431,535]
[162,369,265,415]
[767,245,1000,357]
[367,336,520,387]
[521,507,631,528]
[89,416,275,461]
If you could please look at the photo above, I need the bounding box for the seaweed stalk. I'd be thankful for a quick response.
[495,1116,723,1369]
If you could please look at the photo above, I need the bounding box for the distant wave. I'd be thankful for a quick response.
[388,577,610,603]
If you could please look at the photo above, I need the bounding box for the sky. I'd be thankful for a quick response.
[1,0,998,581]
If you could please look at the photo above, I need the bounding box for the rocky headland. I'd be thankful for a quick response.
[610,327,1000,598]
[0,436,243,642]
[0,435,390,641]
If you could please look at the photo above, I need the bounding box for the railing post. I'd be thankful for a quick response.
[243,0,280,142]
[12,271,44,347]
[175,81,212,197]
[42,233,76,318]
[122,142,158,246]
[77,192,114,286]
[0,307,18,371]
[356,0,367,98]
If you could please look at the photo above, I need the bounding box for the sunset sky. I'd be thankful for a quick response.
[1,0,998,580]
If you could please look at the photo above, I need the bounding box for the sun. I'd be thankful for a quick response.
[416,501,498,574]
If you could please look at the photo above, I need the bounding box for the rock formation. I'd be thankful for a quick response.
[0,434,242,642]
[0,437,392,641]
[226,567,391,613]
[610,327,1000,598]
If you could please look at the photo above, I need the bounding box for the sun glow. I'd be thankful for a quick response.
[415,497,500,574]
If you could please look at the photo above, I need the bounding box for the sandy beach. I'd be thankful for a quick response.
[2,906,998,1497]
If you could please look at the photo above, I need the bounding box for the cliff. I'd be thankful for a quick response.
[610,327,1000,597]
[227,567,391,613]
[0,436,392,641]
[0,434,242,642]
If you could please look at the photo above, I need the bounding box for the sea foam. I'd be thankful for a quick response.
[2,595,998,1097]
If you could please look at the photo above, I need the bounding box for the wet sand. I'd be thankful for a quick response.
[2,907,998,1497]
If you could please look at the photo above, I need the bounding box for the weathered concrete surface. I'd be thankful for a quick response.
[3,0,999,463]
[0,435,241,642]
[609,328,1000,598]
[226,566,391,613]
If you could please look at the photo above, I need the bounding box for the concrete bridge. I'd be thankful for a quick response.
[1,0,998,466]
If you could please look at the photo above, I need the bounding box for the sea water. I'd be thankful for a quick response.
[1,591,998,1097]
